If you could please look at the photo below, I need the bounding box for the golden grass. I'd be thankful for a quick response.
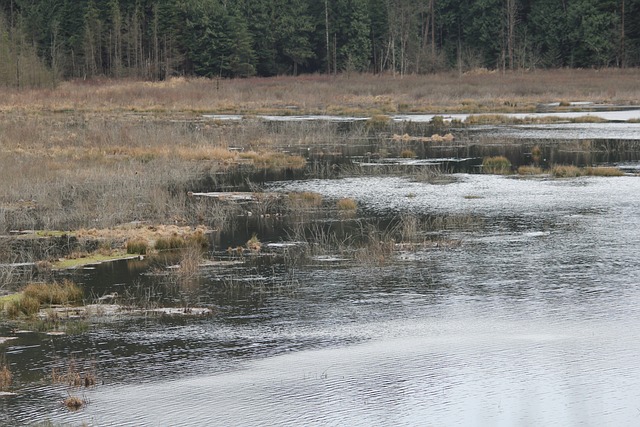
[288,192,323,207]
[246,234,262,252]
[551,165,583,178]
[23,280,83,305]
[400,149,417,158]
[585,167,624,177]
[63,395,85,410]
[0,364,11,391]
[517,166,544,175]
[336,198,358,211]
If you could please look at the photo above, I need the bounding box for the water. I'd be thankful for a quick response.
[2,172,640,426]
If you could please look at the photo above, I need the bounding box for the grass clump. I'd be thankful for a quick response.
[246,234,262,252]
[63,395,85,410]
[155,235,187,251]
[551,165,584,178]
[517,165,544,175]
[1,280,83,319]
[0,362,11,391]
[336,198,358,211]
[482,156,512,174]
[288,191,323,207]
[126,238,149,255]
[23,280,84,306]
[400,149,417,158]
[585,167,624,177]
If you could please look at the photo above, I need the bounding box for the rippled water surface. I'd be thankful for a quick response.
[2,174,640,426]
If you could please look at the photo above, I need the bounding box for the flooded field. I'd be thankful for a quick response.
[2,115,640,425]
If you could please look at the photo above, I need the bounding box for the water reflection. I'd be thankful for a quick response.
[2,173,640,424]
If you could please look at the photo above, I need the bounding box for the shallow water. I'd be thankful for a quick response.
[2,174,640,426]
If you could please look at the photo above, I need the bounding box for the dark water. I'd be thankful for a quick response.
[1,173,640,426]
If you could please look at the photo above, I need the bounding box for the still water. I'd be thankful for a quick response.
[2,173,640,426]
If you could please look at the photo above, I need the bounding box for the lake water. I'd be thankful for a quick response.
[3,112,640,425]
[2,172,640,426]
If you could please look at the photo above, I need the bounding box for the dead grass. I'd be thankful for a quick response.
[585,167,624,177]
[336,198,358,211]
[517,166,544,175]
[0,362,11,391]
[552,165,584,178]
[1,69,639,116]
[23,280,83,306]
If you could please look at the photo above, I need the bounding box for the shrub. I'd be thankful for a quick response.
[482,156,512,174]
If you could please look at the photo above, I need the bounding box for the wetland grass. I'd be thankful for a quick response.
[482,156,512,174]
[517,166,544,175]
[0,358,12,391]
[1,280,83,319]
[336,198,358,212]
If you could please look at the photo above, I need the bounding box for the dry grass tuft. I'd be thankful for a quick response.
[400,149,417,158]
[246,234,262,252]
[23,280,83,306]
[551,165,583,178]
[0,363,12,391]
[517,166,544,175]
[336,198,358,211]
[585,167,624,177]
[63,395,85,410]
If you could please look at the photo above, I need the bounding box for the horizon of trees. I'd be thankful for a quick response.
[1,0,639,87]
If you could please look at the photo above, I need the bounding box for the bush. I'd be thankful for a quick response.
[482,156,512,174]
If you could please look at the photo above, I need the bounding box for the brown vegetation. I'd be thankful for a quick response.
[0,362,11,391]
[1,69,639,116]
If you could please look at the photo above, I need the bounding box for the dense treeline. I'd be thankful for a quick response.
[1,0,639,85]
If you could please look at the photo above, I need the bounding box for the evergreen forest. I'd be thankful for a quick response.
[1,0,639,87]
